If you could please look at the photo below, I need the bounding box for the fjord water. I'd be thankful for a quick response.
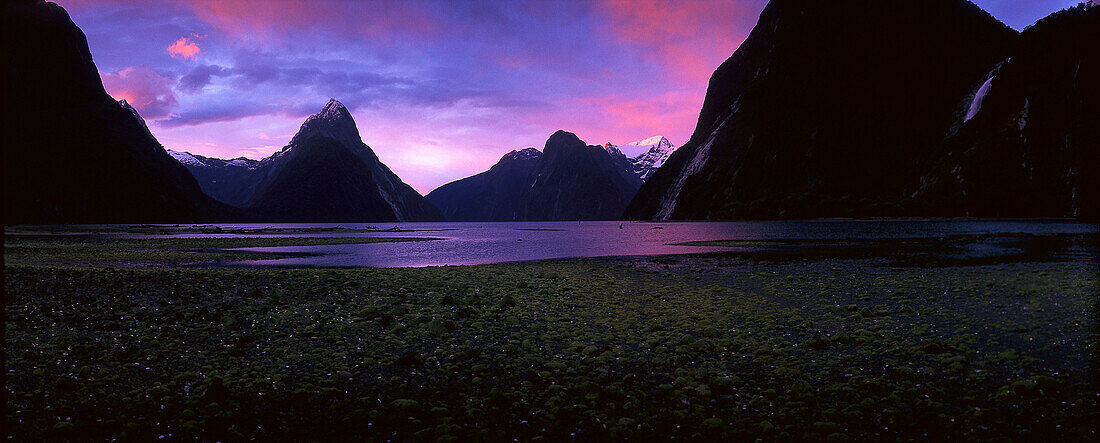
[126,219,1098,267]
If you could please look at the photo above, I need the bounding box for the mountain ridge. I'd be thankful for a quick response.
[626,0,1019,220]
[604,136,677,182]
[2,0,230,223]
[168,99,443,221]
[425,148,543,221]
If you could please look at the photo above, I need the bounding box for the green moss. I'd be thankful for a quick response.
[4,236,1096,441]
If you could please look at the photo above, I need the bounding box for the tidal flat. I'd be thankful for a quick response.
[4,235,1098,440]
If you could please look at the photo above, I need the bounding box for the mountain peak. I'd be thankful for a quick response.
[290,98,362,150]
[610,135,676,159]
[545,130,584,150]
[636,135,667,145]
[319,98,348,119]
[501,147,541,162]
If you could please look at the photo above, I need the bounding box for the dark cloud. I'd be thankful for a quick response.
[158,103,274,127]
[177,64,230,93]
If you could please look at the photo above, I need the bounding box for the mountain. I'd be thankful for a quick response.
[245,135,397,222]
[424,131,643,221]
[425,148,541,221]
[2,0,228,223]
[521,131,643,220]
[279,99,441,221]
[625,0,1017,220]
[604,136,677,182]
[234,99,442,222]
[915,3,1099,218]
[166,150,260,206]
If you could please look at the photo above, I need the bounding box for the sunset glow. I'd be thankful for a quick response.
[58,0,1079,193]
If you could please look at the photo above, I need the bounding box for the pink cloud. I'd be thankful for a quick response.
[568,90,702,146]
[180,0,440,41]
[100,67,179,119]
[598,0,758,86]
[167,34,203,59]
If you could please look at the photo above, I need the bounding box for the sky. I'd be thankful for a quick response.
[57,0,1082,194]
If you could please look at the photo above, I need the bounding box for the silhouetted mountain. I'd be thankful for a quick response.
[237,100,442,221]
[915,3,1099,218]
[283,99,441,221]
[626,0,1016,220]
[521,131,642,220]
[425,148,541,221]
[246,135,397,222]
[166,150,260,206]
[2,0,228,223]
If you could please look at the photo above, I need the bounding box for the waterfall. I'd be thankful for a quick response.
[964,75,995,122]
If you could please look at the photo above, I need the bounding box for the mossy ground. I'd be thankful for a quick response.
[4,236,1098,440]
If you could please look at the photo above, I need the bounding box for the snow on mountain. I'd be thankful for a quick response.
[166,149,207,167]
[165,150,261,170]
[502,147,541,162]
[612,135,673,159]
[604,136,677,182]
[228,158,260,168]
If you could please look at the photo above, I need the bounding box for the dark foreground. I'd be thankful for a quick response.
[5,235,1098,440]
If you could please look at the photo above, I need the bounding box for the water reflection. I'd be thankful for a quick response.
[120,219,1100,267]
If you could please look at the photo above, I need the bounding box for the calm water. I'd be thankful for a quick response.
[117,219,1098,267]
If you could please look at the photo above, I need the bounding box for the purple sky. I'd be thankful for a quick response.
[58,0,1082,194]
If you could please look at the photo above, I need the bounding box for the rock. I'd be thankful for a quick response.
[806,336,829,349]
[920,341,945,354]
[55,376,80,393]
[702,326,721,338]
[426,319,447,336]
[392,399,420,409]
[396,350,422,367]
[791,380,814,398]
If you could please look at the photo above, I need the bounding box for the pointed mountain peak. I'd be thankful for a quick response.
[610,135,676,159]
[290,98,362,150]
[319,98,349,119]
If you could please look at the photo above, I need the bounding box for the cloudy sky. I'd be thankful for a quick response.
[58,0,1081,194]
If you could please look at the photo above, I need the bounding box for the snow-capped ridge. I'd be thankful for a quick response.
[166,149,206,167]
[605,136,678,182]
[228,158,259,168]
[502,147,541,162]
[611,136,672,159]
[165,150,260,169]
